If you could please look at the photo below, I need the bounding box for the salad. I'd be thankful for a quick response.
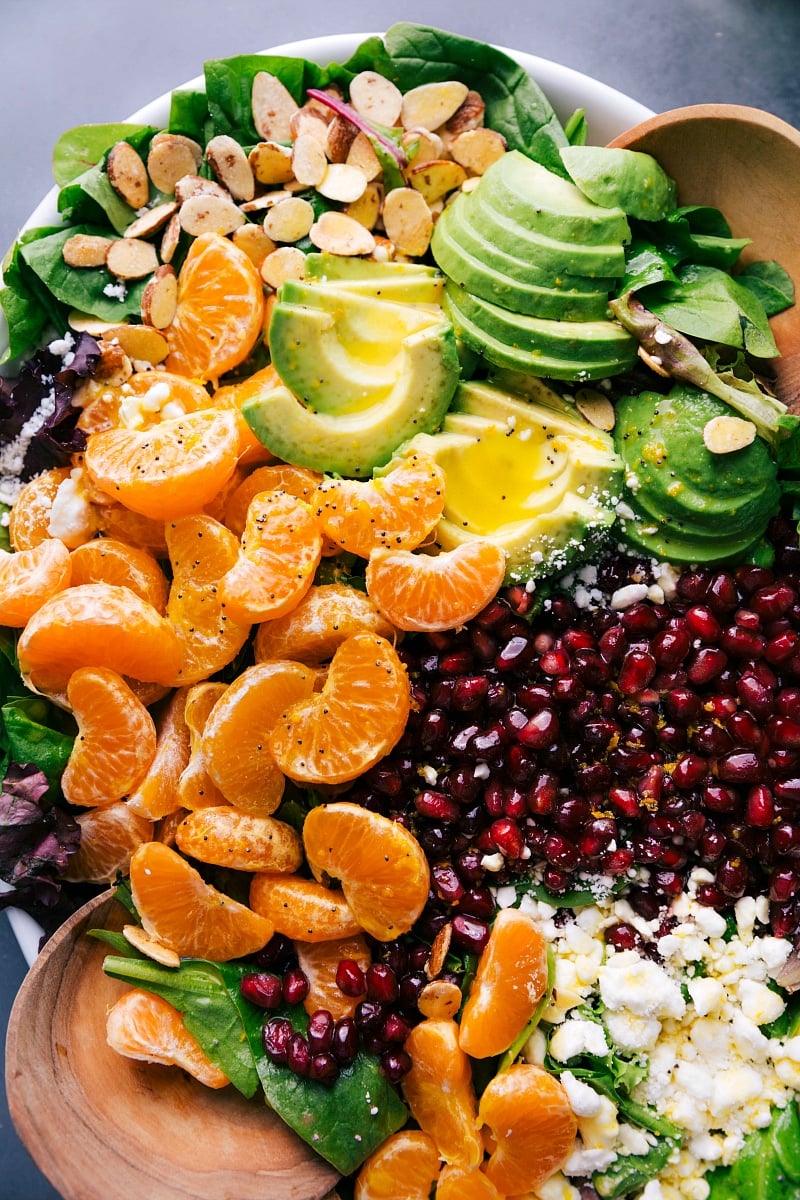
[2,21,800,1200]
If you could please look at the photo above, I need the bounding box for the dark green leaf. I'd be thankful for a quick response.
[776,414,800,473]
[1,697,74,784]
[643,263,778,358]
[53,124,157,187]
[204,55,332,144]
[634,206,750,271]
[565,108,588,146]
[20,225,149,323]
[623,239,680,292]
[58,164,136,235]
[708,1102,800,1199]
[737,259,795,317]
[0,284,49,364]
[594,1135,681,1198]
[168,88,211,142]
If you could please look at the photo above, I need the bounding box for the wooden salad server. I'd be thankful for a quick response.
[5,890,341,1200]
[609,103,800,407]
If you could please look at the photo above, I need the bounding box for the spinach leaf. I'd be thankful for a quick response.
[642,263,779,358]
[102,952,261,1098]
[53,124,157,187]
[635,205,750,271]
[621,239,680,293]
[58,164,136,235]
[777,414,800,476]
[204,54,333,144]
[564,108,588,146]
[381,23,568,176]
[594,1135,681,1198]
[168,88,211,143]
[1,696,74,786]
[0,284,49,364]
[20,225,148,323]
[737,259,795,317]
[708,1101,800,1199]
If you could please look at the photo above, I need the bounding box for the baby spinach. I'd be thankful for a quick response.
[635,205,750,271]
[20,225,148,323]
[1,227,68,361]
[58,165,137,236]
[708,1101,800,1200]
[203,54,334,145]
[594,1135,682,1198]
[737,259,795,317]
[642,262,779,358]
[1,696,74,787]
[621,239,680,293]
[168,88,212,143]
[52,123,157,187]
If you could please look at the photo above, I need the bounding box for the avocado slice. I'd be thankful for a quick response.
[402,379,623,581]
[304,253,445,304]
[560,146,677,222]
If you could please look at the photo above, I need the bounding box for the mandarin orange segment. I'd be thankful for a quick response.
[164,232,265,384]
[436,1164,503,1200]
[83,408,241,521]
[296,933,371,1020]
[95,503,169,554]
[127,689,192,820]
[402,1019,483,1170]
[459,907,548,1060]
[0,539,72,626]
[269,633,410,787]
[249,874,362,943]
[177,682,228,810]
[365,540,507,633]
[17,582,183,693]
[253,583,397,667]
[302,802,429,940]
[106,988,230,1088]
[165,515,251,686]
[213,365,281,465]
[314,452,446,560]
[61,667,157,806]
[78,370,212,434]
[202,662,315,815]
[175,806,303,873]
[354,1130,441,1200]
[129,840,274,961]
[218,490,323,624]
[223,463,323,538]
[64,802,154,883]
[69,538,169,612]
[8,467,71,550]
[479,1063,577,1195]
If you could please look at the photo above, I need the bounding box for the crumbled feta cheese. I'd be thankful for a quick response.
[47,469,98,548]
[738,978,786,1026]
[610,583,649,610]
[549,1017,608,1061]
[598,950,686,1020]
[561,1070,603,1117]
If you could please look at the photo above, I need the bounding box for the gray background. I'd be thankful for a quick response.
[2,0,800,1196]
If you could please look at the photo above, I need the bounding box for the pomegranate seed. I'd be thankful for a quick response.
[716,857,748,898]
[240,973,283,1009]
[282,968,309,1006]
[686,605,723,639]
[415,789,460,822]
[617,650,657,695]
[451,914,491,954]
[775,779,800,803]
[496,635,535,671]
[721,626,766,659]
[599,624,628,662]
[664,687,702,724]
[458,885,496,920]
[398,972,426,1010]
[651,628,692,666]
[770,867,799,903]
[620,603,660,633]
[768,717,800,749]
[490,817,525,858]
[703,783,738,813]
[336,959,366,998]
[751,583,796,620]
[263,1017,293,1063]
[707,572,739,612]
[307,1010,335,1054]
[287,1033,311,1076]
[519,708,560,748]
[766,631,799,663]
[309,1052,339,1086]
[432,862,465,904]
[745,784,775,827]
[540,647,571,676]
[255,933,295,972]
[381,1012,412,1044]
[717,751,764,784]
[452,675,490,711]
[687,647,728,685]
[355,1000,383,1031]
[366,964,399,1004]
[603,846,635,874]
[380,1049,412,1083]
[672,753,709,789]
[605,922,642,950]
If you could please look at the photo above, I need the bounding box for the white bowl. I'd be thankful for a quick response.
[1,33,651,966]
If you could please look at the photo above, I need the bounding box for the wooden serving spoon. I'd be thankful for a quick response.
[5,890,341,1200]
[609,103,800,405]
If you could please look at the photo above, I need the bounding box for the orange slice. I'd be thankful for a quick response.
[174,807,303,873]
[0,539,72,626]
[249,875,362,942]
[177,683,228,811]
[365,540,507,632]
[106,988,230,1088]
[253,583,396,667]
[64,802,154,883]
[354,1130,441,1200]
[479,1063,578,1195]
[77,370,212,434]
[127,689,192,820]
[69,538,169,611]
[223,463,323,538]
[402,1019,483,1170]
[436,1165,503,1200]
[8,467,71,550]
[296,933,372,1019]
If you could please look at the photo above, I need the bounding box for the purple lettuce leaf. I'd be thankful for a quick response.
[0,763,82,924]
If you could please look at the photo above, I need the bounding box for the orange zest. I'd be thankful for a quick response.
[106,988,230,1088]
[365,539,507,632]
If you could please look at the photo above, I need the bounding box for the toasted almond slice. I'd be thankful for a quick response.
[233,223,277,269]
[92,339,133,385]
[575,388,616,432]
[106,324,169,365]
[408,158,467,204]
[106,141,150,210]
[289,109,329,145]
[248,141,295,186]
[446,90,486,135]
[638,344,671,378]
[382,187,434,256]
[449,128,507,175]
[62,233,113,269]
[345,181,383,231]
[426,922,452,979]
[174,174,232,204]
[304,83,344,124]
[460,176,482,195]
[263,196,315,244]
[324,115,358,164]
[260,246,307,289]
[106,238,159,281]
[348,70,403,127]
[318,162,368,204]
[703,414,757,454]
[292,133,328,188]
[179,193,246,237]
[346,132,382,182]
[147,133,203,194]
[124,201,179,240]
[400,81,469,132]
[418,978,462,1020]
[240,190,294,213]
[402,127,445,168]
[160,213,182,264]
[67,311,119,335]
[309,211,375,257]
[252,71,299,141]
[141,264,178,330]
[206,134,256,202]
[123,923,181,968]
[370,235,396,262]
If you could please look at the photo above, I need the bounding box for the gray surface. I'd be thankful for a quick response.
[1,0,800,1196]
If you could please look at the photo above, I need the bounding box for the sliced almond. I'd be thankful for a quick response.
[92,339,133,385]
[346,132,382,182]
[122,923,180,968]
[106,324,169,365]
[174,173,231,204]
[147,132,203,194]
[309,211,375,257]
[402,127,444,168]
[417,978,462,1020]
[638,344,671,378]
[318,162,368,204]
[251,71,299,141]
[260,246,307,289]
[206,134,256,202]
[408,158,467,204]
[124,201,179,241]
[179,193,246,237]
[460,176,482,195]
[303,83,344,124]
[160,213,182,264]
[446,90,486,135]
[233,223,277,269]
[67,311,119,335]
[400,81,469,132]
[575,388,616,432]
[449,128,507,175]
[289,109,329,146]
[106,238,158,281]
[240,189,293,213]
[324,115,358,164]
[426,922,452,979]
[370,235,396,262]
[263,196,315,244]
[703,414,757,454]
[382,187,433,256]
[62,234,112,269]
[345,181,383,230]
[292,133,328,188]
[248,141,295,186]
[141,264,178,330]
[106,141,149,210]
[348,71,403,128]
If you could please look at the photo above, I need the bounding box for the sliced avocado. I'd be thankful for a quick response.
[242,326,459,478]
[560,146,677,222]
[269,282,448,414]
[402,379,623,581]
[478,150,631,245]
[304,253,445,304]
